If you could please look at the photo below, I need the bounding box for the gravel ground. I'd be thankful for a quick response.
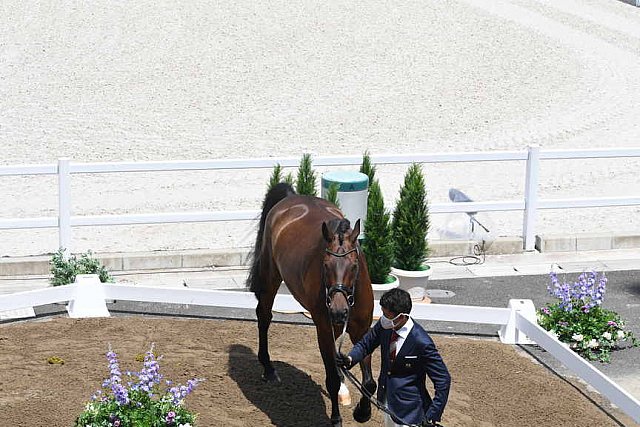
[1,0,639,257]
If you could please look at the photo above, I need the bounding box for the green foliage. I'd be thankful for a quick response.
[362,180,394,284]
[359,151,376,184]
[325,182,341,207]
[268,163,294,191]
[295,153,317,196]
[50,249,114,287]
[391,163,430,271]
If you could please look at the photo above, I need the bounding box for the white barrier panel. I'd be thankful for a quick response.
[102,284,307,313]
[390,302,511,326]
[516,312,640,423]
[0,286,73,311]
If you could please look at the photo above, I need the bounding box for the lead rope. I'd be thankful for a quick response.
[333,326,440,427]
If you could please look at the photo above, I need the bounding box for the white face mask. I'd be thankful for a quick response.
[380,313,406,330]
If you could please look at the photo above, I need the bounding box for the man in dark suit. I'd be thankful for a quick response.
[337,288,451,426]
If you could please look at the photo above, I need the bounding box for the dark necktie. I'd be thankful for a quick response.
[389,330,399,363]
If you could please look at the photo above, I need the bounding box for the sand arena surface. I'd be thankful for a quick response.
[0,316,634,426]
[1,0,640,256]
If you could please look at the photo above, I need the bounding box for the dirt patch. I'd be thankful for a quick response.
[0,316,631,426]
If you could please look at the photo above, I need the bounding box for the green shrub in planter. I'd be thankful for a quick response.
[359,150,376,183]
[268,163,294,191]
[296,153,317,196]
[50,249,114,286]
[324,182,341,208]
[362,180,394,284]
[391,163,430,271]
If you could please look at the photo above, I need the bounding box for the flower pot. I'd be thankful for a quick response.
[390,265,432,290]
[371,273,400,291]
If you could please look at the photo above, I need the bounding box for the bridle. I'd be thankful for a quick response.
[324,246,359,308]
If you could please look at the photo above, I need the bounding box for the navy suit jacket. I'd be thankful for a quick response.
[348,319,451,424]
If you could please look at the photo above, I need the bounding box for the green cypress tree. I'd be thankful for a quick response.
[391,163,430,270]
[296,153,317,196]
[359,151,376,184]
[325,182,341,208]
[268,164,294,191]
[362,180,394,284]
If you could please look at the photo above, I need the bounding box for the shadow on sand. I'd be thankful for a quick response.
[228,344,332,427]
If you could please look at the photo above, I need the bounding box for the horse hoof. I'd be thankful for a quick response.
[353,403,371,423]
[261,371,281,383]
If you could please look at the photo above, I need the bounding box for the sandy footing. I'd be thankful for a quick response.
[1,0,639,256]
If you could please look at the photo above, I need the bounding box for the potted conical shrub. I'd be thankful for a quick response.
[390,163,432,289]
[359,152,398,290]
[296,153,317,196]
[362,180,397,290]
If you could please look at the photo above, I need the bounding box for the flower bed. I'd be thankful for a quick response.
[75,344,203,427]
[537,271,639,363]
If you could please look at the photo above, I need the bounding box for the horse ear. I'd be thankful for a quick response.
[350,219,361,244]
[322,221,333,243]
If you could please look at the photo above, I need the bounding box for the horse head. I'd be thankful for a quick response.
[321,218,361,325]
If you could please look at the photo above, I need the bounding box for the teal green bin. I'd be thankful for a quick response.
[321,171,369,236]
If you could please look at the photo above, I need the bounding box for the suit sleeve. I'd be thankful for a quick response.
[347,321,382,364]
[421,340,451,422]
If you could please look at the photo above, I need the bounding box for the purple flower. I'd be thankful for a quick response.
[105,348,129,406]
[546,271,607,312]
[169,378,204,405]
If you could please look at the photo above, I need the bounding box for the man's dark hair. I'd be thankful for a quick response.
[380,288,412,315]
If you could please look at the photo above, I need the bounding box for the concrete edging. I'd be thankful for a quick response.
[1,233,639,277]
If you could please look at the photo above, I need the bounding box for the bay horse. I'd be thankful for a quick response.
[247,182,377,426]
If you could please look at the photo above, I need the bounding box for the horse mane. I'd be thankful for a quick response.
[247,183,296,298]
[326,218,351,247]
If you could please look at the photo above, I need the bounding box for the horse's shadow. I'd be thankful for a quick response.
[228,344,332,426]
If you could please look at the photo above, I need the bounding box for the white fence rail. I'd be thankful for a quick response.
[1,146,640,253]
[1,275,639,423]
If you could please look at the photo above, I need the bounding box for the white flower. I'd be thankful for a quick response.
[179,424,193,427]
[617,330,626,340]
[572,333,584,342]
[550,330,559,339]
[602,332,612,340]
[587,339,599,348]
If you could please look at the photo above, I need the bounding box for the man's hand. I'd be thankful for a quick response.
[335,352,353,370]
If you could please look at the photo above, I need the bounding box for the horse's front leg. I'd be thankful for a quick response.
[353,354,376,423]
[348,317,376,423]
[317,323,343,427]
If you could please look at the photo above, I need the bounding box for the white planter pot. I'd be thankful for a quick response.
[390,265,432,290]
[371,273,400,291]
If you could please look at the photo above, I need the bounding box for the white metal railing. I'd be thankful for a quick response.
[1,275,639,423]
[1,146,639,253]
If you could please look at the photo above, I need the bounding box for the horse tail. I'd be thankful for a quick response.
[247,182,296,298]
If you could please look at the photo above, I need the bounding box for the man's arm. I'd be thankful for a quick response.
[421,340,451,422]
[347,321,383,365]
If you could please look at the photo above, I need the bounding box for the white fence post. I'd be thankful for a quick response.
[58,158,72,255]
[522,146,540,251]
[66,274,110,318]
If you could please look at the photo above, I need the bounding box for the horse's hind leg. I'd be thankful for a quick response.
[256,273,281,382]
